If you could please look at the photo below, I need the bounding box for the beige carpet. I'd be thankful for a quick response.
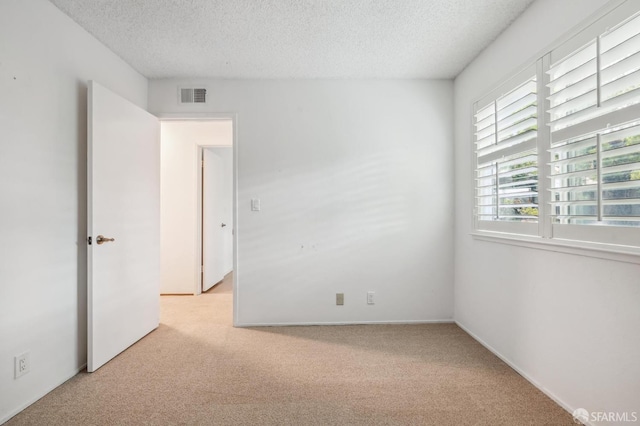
[7,273,573,425]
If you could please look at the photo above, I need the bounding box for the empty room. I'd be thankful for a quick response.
[1,0,639,425]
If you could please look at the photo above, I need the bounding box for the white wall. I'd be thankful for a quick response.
[0,0,148,422]
[149,79,454,325]
[160,121,233,294]
[454,0,640,421]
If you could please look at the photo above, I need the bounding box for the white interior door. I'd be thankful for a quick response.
[202,149,226,291]
[87,81,160,372]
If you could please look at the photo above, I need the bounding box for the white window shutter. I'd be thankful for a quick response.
[548,11,640,228]
[474,67,539,231]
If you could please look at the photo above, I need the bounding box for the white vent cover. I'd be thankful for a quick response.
[179,87,207,104]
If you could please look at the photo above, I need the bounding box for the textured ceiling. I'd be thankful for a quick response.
[48,0,535,79]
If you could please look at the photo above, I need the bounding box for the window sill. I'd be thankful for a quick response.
[471,230,640,265]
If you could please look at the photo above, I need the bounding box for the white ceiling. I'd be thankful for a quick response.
[49,0,535,79]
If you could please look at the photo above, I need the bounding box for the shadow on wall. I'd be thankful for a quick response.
[240,147,436,294]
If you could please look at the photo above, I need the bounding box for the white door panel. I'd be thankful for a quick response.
[203,149,226,291]
[88,81,160,372]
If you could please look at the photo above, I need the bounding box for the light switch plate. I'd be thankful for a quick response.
[251,198,260,211]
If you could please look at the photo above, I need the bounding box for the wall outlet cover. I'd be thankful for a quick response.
[15,352,30,379]
[367,291,375,305]
[336,293,344,305]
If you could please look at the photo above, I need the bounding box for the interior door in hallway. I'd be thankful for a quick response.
[87,81,160,372]
[202,148,227,291]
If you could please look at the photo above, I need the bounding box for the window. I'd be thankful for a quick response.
[474,66,539,235]
[473,0,640,252]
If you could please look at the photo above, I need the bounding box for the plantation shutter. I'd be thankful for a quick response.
[474,64,539,234]
[548,10,640,231]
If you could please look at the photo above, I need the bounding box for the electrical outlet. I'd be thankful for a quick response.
[367,291,375,305]
[15,352,30,379]
[336,293,344,305]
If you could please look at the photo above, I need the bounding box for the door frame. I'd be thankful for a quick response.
[158,113,238,326]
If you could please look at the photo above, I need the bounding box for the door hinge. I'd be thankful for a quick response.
[87,236,92,245]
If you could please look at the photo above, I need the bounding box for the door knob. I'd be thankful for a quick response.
[221,223,227,228]
[96,235,115,245]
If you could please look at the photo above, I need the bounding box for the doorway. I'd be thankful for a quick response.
[159,118,236,299]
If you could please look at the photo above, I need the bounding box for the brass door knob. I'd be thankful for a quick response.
[96,235,115,245]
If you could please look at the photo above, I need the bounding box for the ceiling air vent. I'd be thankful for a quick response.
[179,87,207,104]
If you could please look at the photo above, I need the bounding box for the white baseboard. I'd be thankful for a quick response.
[235,319,455,327]
[454,321,591,426]
[1,363,87,425]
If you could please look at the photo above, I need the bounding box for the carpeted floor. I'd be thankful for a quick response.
[7,273,573,425]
